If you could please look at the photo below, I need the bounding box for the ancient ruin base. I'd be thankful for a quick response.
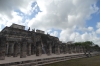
[0,53,100,66]
[0,56,5,60]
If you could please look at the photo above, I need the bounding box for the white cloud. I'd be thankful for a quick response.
[0,0,35,19]
[96,28,100,34]
[27,0,100,45]
[0,0,36,30]
[28,0,98,30]
[0,0,100,46]
[96,22,100,28]
[96,22,100,34]
[88,26,94,31]
[50,31,58,37]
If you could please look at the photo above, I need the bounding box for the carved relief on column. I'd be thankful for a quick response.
[76,45,79,53]
[80,46,83,53]
[60,44,63,54]
[27,43,31,56]
[36,41,42,56]
[13,42,19,57]
[31,33,36,55]
[55,42,60,55]
[5,42,8,56]
[8,42,14,57]
[63,44,67,54]
[66,45,69,54]
[77,46,80,53]
[31,43,35,55]
[74,46,77,53]
[47,41,52,55]
[20,38,27,58]
[72,45,75,53]
[0,36,6,60]
[68,44,71,54]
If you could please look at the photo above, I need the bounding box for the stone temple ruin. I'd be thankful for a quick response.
[0,24,84,60]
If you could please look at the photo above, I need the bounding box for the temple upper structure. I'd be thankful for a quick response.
[10,23,25,30]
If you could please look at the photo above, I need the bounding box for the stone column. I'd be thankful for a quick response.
[63,44,67,54]
[47,41,52,55]
[5,42,8,56]
[60,45,63,54]
[75,46,77,53]
[76,46,80,53]
[27,43,31,56]
[68,45,71,54]
[8,42,14,57]
[31,43,35,55]
[72,45,76,53]
[36,41,42,56]
[20,40,27,58]
[66,45,69,54]
[0,36,6,60]
[13,42,19,57]
[55,44,60,55]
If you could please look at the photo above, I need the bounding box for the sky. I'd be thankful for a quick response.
[0,0,100,45]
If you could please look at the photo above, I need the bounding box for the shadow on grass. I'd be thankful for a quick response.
[44,56,100,66]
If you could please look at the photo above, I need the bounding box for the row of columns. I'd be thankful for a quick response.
[0,40,84,60]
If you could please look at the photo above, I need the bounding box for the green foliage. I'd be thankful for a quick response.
[74,41,100,52]
[74,41,94,47]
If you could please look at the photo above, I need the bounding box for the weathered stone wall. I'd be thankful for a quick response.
[0,25,85,60]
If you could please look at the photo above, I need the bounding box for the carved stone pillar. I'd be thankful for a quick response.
[72,45,75,53]
[63,44,67,54]
[20,39,27,58]
[68,45,71,54]
[13,42,19,57]
[60,45,63,54]
[5,43,8,55]
[27,43,31,56]
[31,43,35,55]
[74,46,77,53]
[36,41,42,56]
[76,46,80,53]
[47,41,52,55]
[66,45,69,54]
[8,42,14,57]
[0,36,6,60]
[55,44,60,55]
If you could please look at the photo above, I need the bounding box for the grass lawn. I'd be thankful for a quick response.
[44,56,100,66]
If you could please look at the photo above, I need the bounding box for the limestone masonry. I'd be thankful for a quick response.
[0,23,84,60]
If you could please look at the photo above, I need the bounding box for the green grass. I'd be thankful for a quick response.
[44,56,100,66]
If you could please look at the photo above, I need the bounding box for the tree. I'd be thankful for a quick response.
[93,44,100,51]
[74,41,94,57]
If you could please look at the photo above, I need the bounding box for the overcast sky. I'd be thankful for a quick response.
[0,0,100,45]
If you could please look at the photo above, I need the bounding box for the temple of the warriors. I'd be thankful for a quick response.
[0,23,85,61]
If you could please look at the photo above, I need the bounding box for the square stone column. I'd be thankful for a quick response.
[60,45,63,54]
[13,42,19,57]
[20,42,27,58]
[8,42,14,57]
[63,44,67,54]
[68,45,72,54]
[0,36,6,60]
[27,43,31,56]
[0,47,5,60]
[75,46,77,53]
[31,43,35,55]
[55,44,60,55]
[36,41,42,56]
[47,41,52,55]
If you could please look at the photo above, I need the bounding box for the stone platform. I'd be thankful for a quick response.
[0,53,84,64]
